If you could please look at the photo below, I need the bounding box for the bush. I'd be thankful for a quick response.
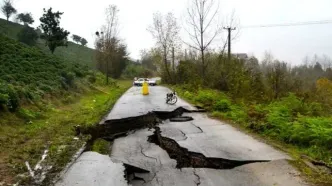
[62,95,75,104]
[17,108,42,121]
[0,83,20,112]
[195,90,218,107]
[290,116,332,149]
[92,139,110,155]
[183,91,194,101]
[7,86,19,112]
[280,93,304,115]
[87,74,96,83]
[213,99,231,112]
[17,26,38,46]
[305,102,323,116]
[61,71,76,87]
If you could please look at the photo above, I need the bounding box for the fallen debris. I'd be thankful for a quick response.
[25,148,52,185]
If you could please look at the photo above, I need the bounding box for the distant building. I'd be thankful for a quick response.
[233,53,248,60]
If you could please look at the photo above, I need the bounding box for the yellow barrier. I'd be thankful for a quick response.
[142,81,149,95]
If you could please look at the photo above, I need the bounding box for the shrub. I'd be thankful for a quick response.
[61,71,76,87]
[87,74,97,83]
[213,99,231,112]
[17,108,41,121]
[17,26,38,46]
[195,90,218,107]
[290,116,332,149]
[183,91,194,101]
[280,93,304,115]
[62,95,75,104]
[92,139,110,155]
[305,102,323,116]
[1,84,20,112]
[266,104,291,126]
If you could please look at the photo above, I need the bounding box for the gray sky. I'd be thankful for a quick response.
[2,0,332,64]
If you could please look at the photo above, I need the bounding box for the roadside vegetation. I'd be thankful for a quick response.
[0,1,142,185]
[142,0,332,184]
[0,79,131,184]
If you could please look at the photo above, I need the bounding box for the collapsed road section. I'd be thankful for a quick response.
[72,106,283,184]
[54,86,306,186]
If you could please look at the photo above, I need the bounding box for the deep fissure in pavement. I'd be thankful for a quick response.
[76,107,196,142]
[148,127,270,169]
[77,106,269,180]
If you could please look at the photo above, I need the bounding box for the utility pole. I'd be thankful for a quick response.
[184,49,187,61]
[172,47,175,72]
[223,27,236,61]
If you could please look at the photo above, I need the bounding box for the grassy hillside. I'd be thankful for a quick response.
[0,34,92,112]
[0,80,132,185]
[0,18,96,68]
[0,29,133,185]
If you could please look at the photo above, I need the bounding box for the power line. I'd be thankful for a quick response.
[242,20,332,28]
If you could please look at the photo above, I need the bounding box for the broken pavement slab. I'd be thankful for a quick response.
[55,152,127,186]
[167,113,290,161]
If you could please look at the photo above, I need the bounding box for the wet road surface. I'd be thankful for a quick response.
[56,86,308,186]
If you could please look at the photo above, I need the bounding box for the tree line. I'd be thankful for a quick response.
[140,0,332,165]
[1,0,143,85]
[141,0,332,112]
[1,0,88,52]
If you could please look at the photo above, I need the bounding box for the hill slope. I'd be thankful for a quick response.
[0,34,90,111]
[0,18,96,68]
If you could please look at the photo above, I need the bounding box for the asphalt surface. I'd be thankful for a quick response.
[105,86,195,120]
[56,86,308,186]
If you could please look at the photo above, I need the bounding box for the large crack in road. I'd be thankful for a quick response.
[148,127,269,169]
[75,106,271,184]
[76,107,193,141]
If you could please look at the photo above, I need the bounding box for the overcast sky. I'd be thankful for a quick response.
[2,0,332,64]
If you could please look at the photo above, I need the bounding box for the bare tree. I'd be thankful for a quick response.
[321,54,332,69]
[148,12,180,83]
[95,5,120,84]
[184,0,223,80]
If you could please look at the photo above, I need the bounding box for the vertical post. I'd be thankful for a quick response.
[106,58,109,84]
[184,49,187,60]
[172,47,175,72]
[228,28,231,61]
[223,27,236,61]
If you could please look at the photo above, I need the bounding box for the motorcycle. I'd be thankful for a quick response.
[166,91,178,105]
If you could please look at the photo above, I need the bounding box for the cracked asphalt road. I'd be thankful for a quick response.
[56,86,309,186]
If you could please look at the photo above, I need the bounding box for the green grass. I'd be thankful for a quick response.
[0,18,96,68]
[172,85,332,185]
[92,139,112,155]
[0,80,132,185]
[0,17,126,185]
[0,33,92,112]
